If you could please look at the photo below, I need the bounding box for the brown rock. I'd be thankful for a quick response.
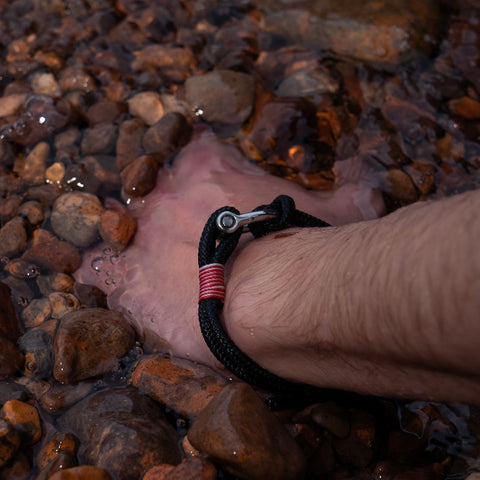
[0,451,31,480]
[143,464,175,480]
[36,432,79,471]
[86,100,126,125]
[17,200,45,225]
[164,458,217,480]
[57,387,181,480]
[4,258,40,280]
[116,118,147,170]
[185,70,255,124]
[35,452,78,480]
[49,466,113,480]
[120,154,158,197]
[99,209,136,250]
[1,399,41,445]
[0,194,23,222]
[405,161,436,196]
[0,93,27,118]
[189,383,306,480]
[36,273,74,295]
[22,142,50,185]
[50,192,104,248]
[22,229,81,273]
[0,216,27,259]
[127,91,164,126]
[143,112,192,160]
[72,283,107,309]
[49,292,81,319]
[0,336,24,379]
[40,382,95,414]
[448,96,480,120]
[0,282,23,342]
[18,328,54,379]
[0,418,21,468]
[131,354,227,419]
[294,401,351,438]
[31,72,62,96]
[59,66,96,93]
[21,297,52,329]
[81,122,117,155]
[384,169,418,203]
[53,308,135,383]
[332,410,376,468]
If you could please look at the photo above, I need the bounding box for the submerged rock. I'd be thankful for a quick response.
[57,387,181,480]
[188,383,306,480]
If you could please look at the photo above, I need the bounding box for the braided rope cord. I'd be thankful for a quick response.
[198,195,330,393]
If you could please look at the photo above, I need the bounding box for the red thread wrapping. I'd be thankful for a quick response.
[199,263,225,303]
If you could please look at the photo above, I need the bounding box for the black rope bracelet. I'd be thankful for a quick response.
[198,195,331,395]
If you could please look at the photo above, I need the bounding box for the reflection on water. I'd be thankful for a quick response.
[0,0,479,478]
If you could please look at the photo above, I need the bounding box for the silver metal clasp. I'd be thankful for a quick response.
[216,210,276,234]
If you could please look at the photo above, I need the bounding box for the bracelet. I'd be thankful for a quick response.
[198,195,330,393]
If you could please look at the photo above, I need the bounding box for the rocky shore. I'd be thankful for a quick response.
[0,0,479,479]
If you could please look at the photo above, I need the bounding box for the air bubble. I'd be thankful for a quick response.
[25,265,40,278]
[110,254,120,265]
[194,106,204,117]
[91,257,104,273]
[103,247,112,255]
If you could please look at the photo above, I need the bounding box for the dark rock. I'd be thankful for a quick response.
[40,382,95,414]
[188,383,306,480]
[36,432,79,472]
[0,336,24,379]
[22,229,81,273]
[53,308,135,383]
[57,387,181,480]
[1,399,42,445]
[80,122,117,155]
[99,209,136,251]
[120,155,158,197]
[0,380,29,404]
[72,283,107,309]
[0,216,27,259]
[4,258,40,279]
[86,100,126,125]
[59,66,96,93]
[18,329,53,379]
[48,466,112,480]
[116,118,147,170]
[0,418,21,468]
[0,282,23,342]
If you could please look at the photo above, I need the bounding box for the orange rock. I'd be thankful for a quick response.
[448,96,480,120]
[1,399,42,445]
[99,209,137,250]
[0,418,21,468]
[36,432,79,471]
[143,464,176,480]
[131,354,227,419]
[48,465,113,480]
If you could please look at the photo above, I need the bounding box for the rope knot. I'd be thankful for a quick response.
[250,195,297,238]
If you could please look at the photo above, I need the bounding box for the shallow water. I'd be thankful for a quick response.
[0,0,480,479]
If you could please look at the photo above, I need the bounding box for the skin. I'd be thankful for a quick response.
[76,131,480,404]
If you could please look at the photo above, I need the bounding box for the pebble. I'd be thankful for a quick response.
[1,399,42,445]
[4,258,40,280]
[50,192,104,248]
[405,161,436,196]
[86,100,126,125]
[275,69,340,98]
[17,200,45,225]
[143,112,192,160]
[80,122,117,155]
[127,91,164,126]
[120,154,158,197]
[36,273,74,295]
[49,292,81,319]
[188,383,306,480]
[0,93,27,118]
[31,72,62,96]
[22,229,81,273]
[99,209,136,251]
[384,169,419,203]
[53,308,135,383]
[448,96,480,120]
[0,336,24,379]
[18,329,53,379]
[59,66,96,93]
[0,450,31,480]
[0,216,27,259]
[0,418,21,468]
[40,381,95,414]
[185,70,255,124]
[45,162,66,186]
[131,353,227,419]
[48,466,113,480]
[116,118,147,170]
[57,387,181,480]
[0,282,23,343]
[0,380,29,405]
[21,297,52,329]
[36,432,79,471]
[35,452,78,480]
[294,401,351,438]
[72,283,107,309]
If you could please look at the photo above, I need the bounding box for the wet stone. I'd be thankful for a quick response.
[40,382,95,414]
[0,216,27,259]
[59,66,95,93]
[53,307,135,383]
[49,292,81,319]
[188,383,306,480]
[0,93,27,118]
[405,161,436,196]
[22,141,50,185]
[1,399,41,445]
[383,168,419,203]
[72,283,107,309]
[35,451,78,480]
[21,297,52,329]
[57,387,181,480]
[120,154,158,197]
[17,200,45,225]
[80,122,117,155]
[131,353,228,419]
[4,258,40,280]
[143,112,192,160]
[0,282,23,343]
[185,70,255,124]
[448,96,480,120]
[143,464,175,480]
[36,273,74,295]
[50,192,104,248]
[0,380,29,404]
[275,69,340,98]
[0,336,24,379]
[115,118,147,170]
[18,329,53,379]
[36,432,79,471]
[48,466,113,480]
[127,91,164,126]
[0,450,31,480]
[162,458,217,480]
[99,209,136,251]
[86,100,126,125]
[22,229,81,273]
[0,418,21,468]
[31,72,62,97]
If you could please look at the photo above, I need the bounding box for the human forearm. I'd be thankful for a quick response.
[224,189,480,403]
